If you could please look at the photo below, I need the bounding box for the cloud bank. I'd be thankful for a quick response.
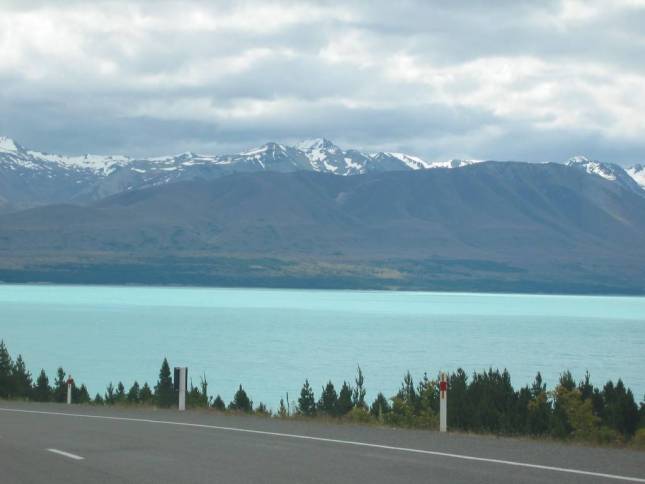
[1,0,644,164]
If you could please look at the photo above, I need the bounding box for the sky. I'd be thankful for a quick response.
[1,0,644,164]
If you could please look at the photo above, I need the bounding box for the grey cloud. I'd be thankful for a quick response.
[0,0,644,164]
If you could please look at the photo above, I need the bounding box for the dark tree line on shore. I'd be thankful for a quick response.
[1,341,644,445]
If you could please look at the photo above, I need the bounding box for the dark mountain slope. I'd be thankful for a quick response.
[1,162,644,293]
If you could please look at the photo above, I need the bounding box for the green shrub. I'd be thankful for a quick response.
[346,406,372,424]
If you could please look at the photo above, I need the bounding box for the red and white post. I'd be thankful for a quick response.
[439,372,447,432]
[66,376,74,405]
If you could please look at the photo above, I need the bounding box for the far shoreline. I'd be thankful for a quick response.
[1,280,644,299]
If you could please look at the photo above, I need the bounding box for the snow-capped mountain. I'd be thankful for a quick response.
[626,164,645,190]
[0,136,643,211]
[566,156,644,193]
[0,136,482,209]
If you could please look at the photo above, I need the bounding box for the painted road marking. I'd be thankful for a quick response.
[1,407,643,483]
[47,448,84,460]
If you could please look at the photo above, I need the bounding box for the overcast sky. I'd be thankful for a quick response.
[1,0,644,164]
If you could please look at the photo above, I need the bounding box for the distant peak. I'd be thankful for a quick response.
[566,156,618,181]
[241,142,287,156]
[0,136,19,152]
[566,155,595,165]
[296,138,338,152]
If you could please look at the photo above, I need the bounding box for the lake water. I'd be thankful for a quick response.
[1,284,644,408]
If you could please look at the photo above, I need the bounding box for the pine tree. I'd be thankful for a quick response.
[559,371,576,391]
[370,392,391,419]
[229,385,252,412]
[33,369,51,402]
[531,372,546,398]
[12,355,32,399]
[255,402,270,415]
[139,382,153,404]
[0,340,14,398]
[298,379,316,416]
[154,358,175,408]
[337,381,353,416]
[601,379,639,437]
[448,369,469,430]
[76,384,91,404]
[398,372,417,408]
[278,397,288,418]
[212,394,226,411]
[53,367,67,403]
[417,373,438,415]
[198,374,209,407]
[318,381,338,416]
[353,366,367,409]
[187,374,209,408]
[527,372,550,435]
[127,381,140,403]
[115,382,126,402]
[104,382,115,404]
[93,393,104,405]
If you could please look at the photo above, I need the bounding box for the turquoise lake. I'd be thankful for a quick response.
[1,284,644,408]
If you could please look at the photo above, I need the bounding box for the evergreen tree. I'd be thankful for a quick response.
[0,340,14,398]
[154,358,175,408]
[115,382,126,402]
[448,369,469,430]
[278,397,288,418]
[601,379,639,437]
[33,369,51,402]
[53,367,67,403]
[255,402,270,415]
[353,366,367,409]
[417,373,439,415]
[198,374,210,407]
[76,384,91,404]
[398,372,417,407]
[104,382,116,404]
[336,381,353,416]
[187,375,209,407]
[127,381,141,403]
[229,385,252,412]
[318,381,338,416]
[298,379,316,416]
[212,394,226,411]
[466,368,517,433]
[527,373,551,435]
[559,371,576,392]
[93,393,104,405]
[578,372,594,401]
[551,375,576,438]
[531,372,546,397]
[139,382,153,403]
[12,355,32,399]
[370,392,391,419]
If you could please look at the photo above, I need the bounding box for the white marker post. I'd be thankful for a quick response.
[174,367,188,411]
[66,376,74,405]
[439,372,447,432]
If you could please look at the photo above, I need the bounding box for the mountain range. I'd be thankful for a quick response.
[2,136,643,212]
[1,139,644,294]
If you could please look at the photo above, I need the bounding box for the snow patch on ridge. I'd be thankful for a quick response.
[626,164,645,190]
[0,136,19,152]
[566,156,616,181]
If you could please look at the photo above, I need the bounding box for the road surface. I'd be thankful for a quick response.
[0,401,643,483]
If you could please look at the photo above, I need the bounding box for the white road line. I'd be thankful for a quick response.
[46,448,84,460]
[2,407,644,483]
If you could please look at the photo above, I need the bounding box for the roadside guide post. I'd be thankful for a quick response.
[66,376,74,405]
[439,372,447,432]
[174,367,188,411]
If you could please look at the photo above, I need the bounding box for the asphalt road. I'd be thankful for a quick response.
[0,401,643,484]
